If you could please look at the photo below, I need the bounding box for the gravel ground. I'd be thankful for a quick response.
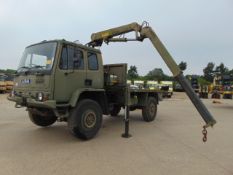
[0,92,232,175]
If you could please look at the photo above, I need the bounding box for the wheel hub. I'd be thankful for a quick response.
[83,111,96,128]
[149,103,156,116]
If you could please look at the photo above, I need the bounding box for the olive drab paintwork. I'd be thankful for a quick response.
[9,40,104,109]
[53,42,104,103]
[89,22,216,127]
[8,22,216,140]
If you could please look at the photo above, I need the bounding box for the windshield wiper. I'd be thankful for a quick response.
[18,66,30,70]
[16,66,31,75]
[31,64,46,69]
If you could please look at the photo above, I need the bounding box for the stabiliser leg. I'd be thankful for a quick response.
[122,105,132,138]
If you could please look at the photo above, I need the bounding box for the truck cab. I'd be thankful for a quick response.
[8,40,159,140]
[9,40,103,107]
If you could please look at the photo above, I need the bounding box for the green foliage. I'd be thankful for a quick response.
[145,68,173,81]
[215,63,229,75]
[127,65,139,80]
[146,68,164,81]
[203,62,232,83]
[229,69,233,76]
[203,62,215,82]
[0,69,16,74]
[198,76,211,86]
[178,61,187,71]
[0,69,16,80]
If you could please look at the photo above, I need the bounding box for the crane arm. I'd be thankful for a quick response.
[88,22,216,128]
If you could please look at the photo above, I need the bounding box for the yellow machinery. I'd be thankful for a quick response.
[160,81,173,98]
[5,80,14,91]
[0,74,7,93]
[147,80,159,90]
[199,85,209,99]
[134,80,144,89]
[210,75,233,99]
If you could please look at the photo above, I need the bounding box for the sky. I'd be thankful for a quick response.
[0,0,232,76]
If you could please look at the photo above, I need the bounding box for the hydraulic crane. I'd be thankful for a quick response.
[88,21,216,140]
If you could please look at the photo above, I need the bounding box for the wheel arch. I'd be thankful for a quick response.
[148,92,159,104]
[69,88,108,114]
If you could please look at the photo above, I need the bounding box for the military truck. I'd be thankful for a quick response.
[8,40,161,139]
[160,81,173,98]
[147,81,159,90]
[134,80,144,89]
[8,22,216,140]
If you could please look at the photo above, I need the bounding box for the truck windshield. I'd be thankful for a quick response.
[17,42,57,74]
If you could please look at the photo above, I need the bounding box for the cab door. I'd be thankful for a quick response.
[54,44,86,103]
[85,52,103,89]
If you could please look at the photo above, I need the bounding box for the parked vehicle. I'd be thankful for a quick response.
[0,74,7,93]
[8,22,216,140]
[160,81,173,98]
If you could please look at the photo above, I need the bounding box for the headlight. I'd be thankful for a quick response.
[37,92,43,101]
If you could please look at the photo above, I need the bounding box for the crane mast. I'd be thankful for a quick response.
[88,21,216,128]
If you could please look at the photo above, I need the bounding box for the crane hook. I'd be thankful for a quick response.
[202,126,208,142]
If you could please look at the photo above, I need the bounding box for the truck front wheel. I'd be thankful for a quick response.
[68,99,103,140]
[28,110,57,127]
[142,97,157,122]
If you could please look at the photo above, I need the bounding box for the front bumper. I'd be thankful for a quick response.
[7,95,56,109]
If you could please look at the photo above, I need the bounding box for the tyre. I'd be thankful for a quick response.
[68,99,103,140]
[223,94,232,99]
[28,110,57,127]
[110,105,121,116]
[142,97,157,122]
[211,93,220,99]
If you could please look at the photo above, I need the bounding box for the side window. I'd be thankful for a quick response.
[73,49,84,69]
[59,45,84,70]
[67,46,74,69]
[59,46,68,69]
[88,52,98,70]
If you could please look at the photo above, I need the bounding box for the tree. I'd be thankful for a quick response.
[215,63,229,75]
[178,61,187,72]
[198,76,211,86]
[146,68,164,81]
[203,62,215,82]
[229,69,233,76]
[127,65,139,80]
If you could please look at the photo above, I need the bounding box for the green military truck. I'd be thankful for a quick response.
[8,40,160,139]
[8,22,216,140]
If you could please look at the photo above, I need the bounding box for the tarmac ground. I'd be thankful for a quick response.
[0,92,232,175]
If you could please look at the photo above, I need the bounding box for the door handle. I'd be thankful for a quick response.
[85,79,92,86]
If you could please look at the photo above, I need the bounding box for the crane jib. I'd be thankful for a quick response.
[89,21,216,128]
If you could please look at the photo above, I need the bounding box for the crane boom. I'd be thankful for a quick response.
[89,22,216,128]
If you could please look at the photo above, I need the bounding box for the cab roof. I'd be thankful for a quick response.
[26,39,101,54]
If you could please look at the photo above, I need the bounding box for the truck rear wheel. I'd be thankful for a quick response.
[110,105,121,116]
[68,99,103,140]
[28,110,57,127]
[142,97,157,122]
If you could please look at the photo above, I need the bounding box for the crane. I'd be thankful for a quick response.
[88,21,216,141]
